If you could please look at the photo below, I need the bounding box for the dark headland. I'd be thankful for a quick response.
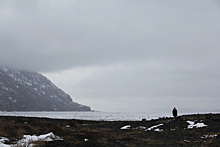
[0,113,220,146]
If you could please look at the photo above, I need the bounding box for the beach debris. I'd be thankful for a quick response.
[186,120,207,129]
[121,125,131,130]
[146,124,163,131]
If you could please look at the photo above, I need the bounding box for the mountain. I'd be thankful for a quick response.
[0,67,91,111]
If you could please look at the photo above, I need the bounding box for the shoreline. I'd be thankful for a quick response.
[0,111,169,121]
[1,111,219,121]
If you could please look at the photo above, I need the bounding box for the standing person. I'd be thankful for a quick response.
[172,107,178,117]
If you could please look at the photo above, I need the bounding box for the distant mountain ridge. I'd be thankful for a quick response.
[0,67,91,111]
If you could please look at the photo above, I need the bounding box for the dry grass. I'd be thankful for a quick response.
[0,120,28,138]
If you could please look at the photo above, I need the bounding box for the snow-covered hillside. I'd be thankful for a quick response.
[0,67,91,111]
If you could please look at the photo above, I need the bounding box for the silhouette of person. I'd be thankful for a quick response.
[172,107,177,117]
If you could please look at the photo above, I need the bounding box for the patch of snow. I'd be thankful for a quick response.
[3,87,8,90]
[3,67,8,72]
[134,126,146,130]
[121,125,131,130]
[187,121,194,126]
[154,128,163,132]
[84,138,89,142]
[201,134,217,139]
[41,85,46,88]
[146,124,163,131]
[42,91,46,95]
[26,82,32,86]
[196,123,207,128]
[0,137,10,147]
[17,132,62,146]
[187,121,207,129]
[184,140,190,143]
[0,143,11,147]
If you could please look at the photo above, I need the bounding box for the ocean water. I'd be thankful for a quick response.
[0,111,172,121]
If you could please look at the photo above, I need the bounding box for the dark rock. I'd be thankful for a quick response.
[142,118,146,121]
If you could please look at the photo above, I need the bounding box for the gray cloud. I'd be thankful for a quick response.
[1,0,220,113]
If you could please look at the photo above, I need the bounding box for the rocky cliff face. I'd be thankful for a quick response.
[0,67,91,111]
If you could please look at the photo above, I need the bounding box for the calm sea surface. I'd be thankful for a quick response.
[0,111,172,121]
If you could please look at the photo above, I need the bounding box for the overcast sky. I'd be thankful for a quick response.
[1,0,220,113]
